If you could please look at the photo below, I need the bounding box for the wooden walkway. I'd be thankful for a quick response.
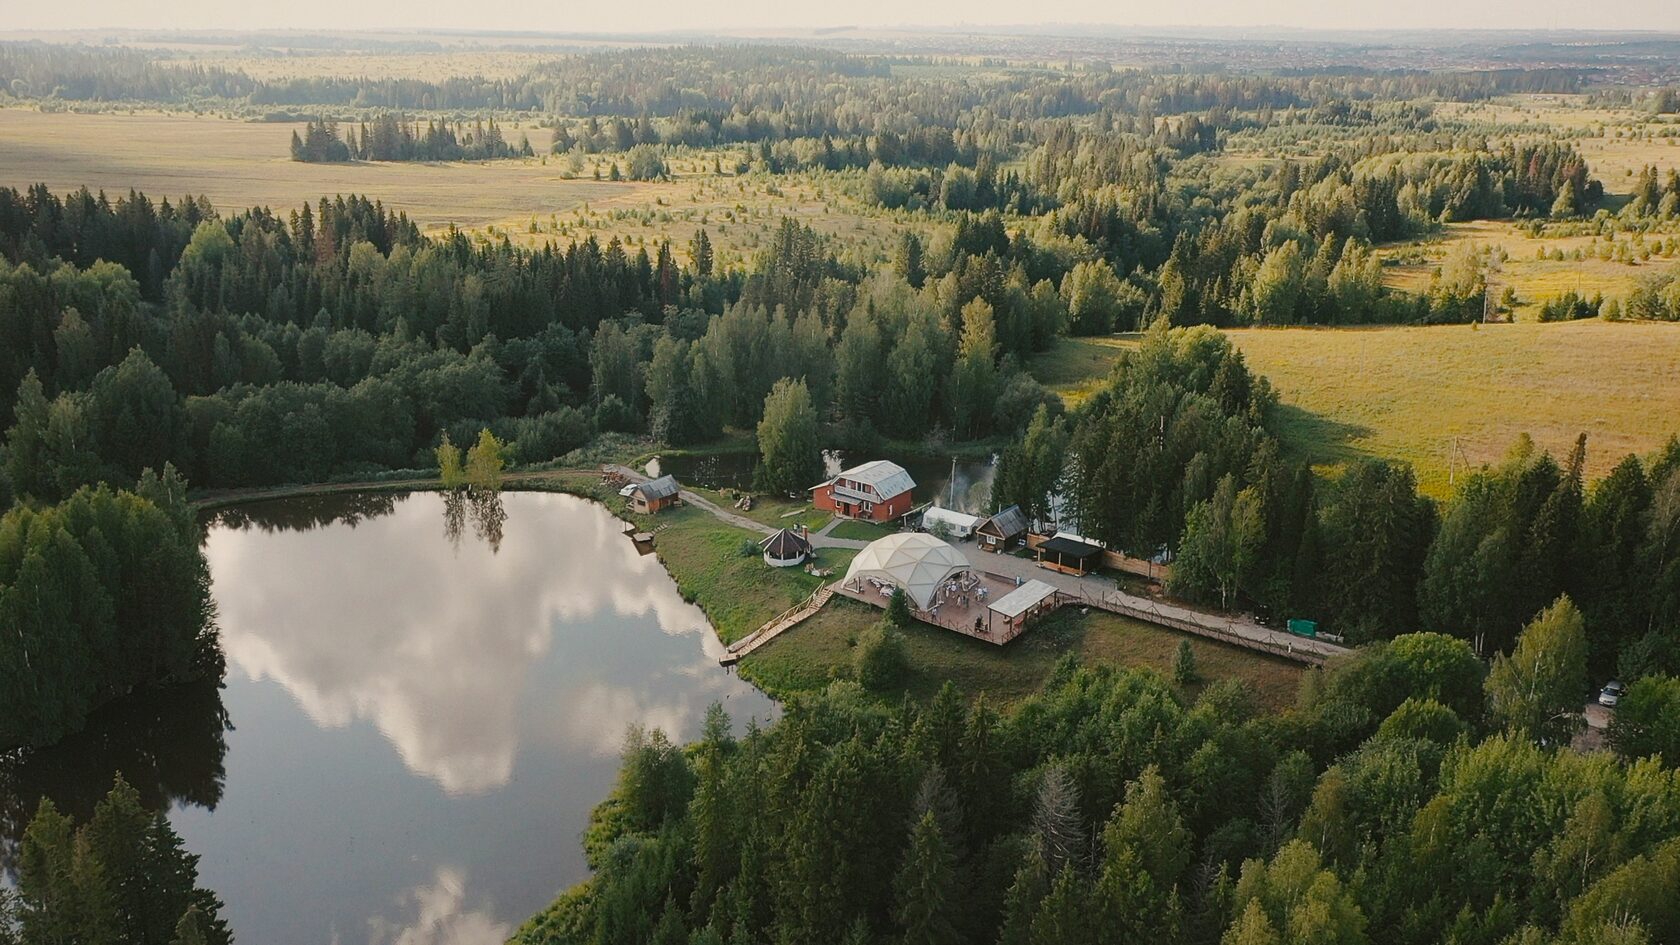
[1058,584,1340,666]
[720,586,834,665]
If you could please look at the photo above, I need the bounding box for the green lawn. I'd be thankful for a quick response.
[631,505,855,644]
[1026,335,1132,405]
[741,598,1303,710]
[827,519,896,542]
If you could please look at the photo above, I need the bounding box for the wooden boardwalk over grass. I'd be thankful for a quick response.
[721,586,835,664]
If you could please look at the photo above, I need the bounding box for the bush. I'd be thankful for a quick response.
[853,620,908,691]
[886,587,913,627]
[1173,639,1198,686]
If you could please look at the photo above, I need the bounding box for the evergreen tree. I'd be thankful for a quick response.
[895,811,961,945]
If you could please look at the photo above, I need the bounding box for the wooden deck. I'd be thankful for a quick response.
[831,571,1033,644]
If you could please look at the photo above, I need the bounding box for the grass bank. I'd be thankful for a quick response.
[741,597,1303,709]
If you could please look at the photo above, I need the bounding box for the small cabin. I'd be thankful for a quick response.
[811,460,916,523]
[627,475,682,514]
[975,505,1028,553]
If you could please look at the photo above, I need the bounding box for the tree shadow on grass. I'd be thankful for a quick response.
[1269,403,1376,469]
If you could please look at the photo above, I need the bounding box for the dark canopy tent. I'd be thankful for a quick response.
[1036,535,1103,576]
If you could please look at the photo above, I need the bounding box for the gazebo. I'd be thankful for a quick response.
[843,532,971,609]
[760,528,812,567]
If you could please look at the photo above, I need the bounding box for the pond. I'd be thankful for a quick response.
[649,449,999,514]
[0,490,775,943]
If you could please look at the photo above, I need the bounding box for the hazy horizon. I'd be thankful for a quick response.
[6,0,1680,38]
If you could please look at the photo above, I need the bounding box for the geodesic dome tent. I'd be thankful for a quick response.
[844,532,971,610]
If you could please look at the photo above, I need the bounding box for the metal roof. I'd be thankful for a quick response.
[1039,535,1103,558]
[989,580,1059,619]
[979,505,1028,538]
[922,506,981,532]
[632,474,681,500]
[816,460,916,498]
[760,528,812,559]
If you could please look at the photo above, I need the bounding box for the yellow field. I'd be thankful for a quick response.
[1379,220,1680,318]
[0,108,621,229]
[0,108,917,266]
[1232,320,1680,495]
[1031,321,1680,497]
[1440,95,1680,187]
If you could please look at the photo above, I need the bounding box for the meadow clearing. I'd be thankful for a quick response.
[1032,320,1680,497]
[0,108,927,267]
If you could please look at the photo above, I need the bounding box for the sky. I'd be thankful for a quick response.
[6,0,1679,35]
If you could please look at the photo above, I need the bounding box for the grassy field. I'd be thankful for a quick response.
[1228,320,1680,494]
[633,504,857,645]
[1438,95,1680,187]
[1025,335,1131,406]
[1028,321,1680,497]
[1378,220,1680,319]
[0,108,927,267]
[741,597,1303,709]
[0,108,620,230]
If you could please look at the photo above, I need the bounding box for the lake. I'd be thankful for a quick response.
[0,490,775,943]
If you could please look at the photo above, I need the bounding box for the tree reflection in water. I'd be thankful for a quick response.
[208,492,399,534]
[0,677,230,877]
[441,490,506,553]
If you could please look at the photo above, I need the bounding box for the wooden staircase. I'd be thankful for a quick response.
[720,585,834,665]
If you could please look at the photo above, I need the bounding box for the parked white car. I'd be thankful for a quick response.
[1598,680,1626,708]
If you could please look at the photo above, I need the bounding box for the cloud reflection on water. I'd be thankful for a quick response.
[366,866,510,945]
[206,492,747,794]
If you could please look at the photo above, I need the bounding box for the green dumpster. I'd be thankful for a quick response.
[1286,619,1318,638]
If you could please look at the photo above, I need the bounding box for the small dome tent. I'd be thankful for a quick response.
[843,533,971,610]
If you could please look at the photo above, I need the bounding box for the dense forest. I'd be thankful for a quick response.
[515,619,1680,945]
[995,325,1680,684]
[4,33,1680,945]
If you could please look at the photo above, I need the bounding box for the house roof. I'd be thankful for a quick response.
[989,580,1058,619]
[813,460,916,498]
[922,506,981,531]
[760,528,811,559]
[631,474,680,500]
[978,505,1028,538]
[1038,535,1103,559]
[843,532,970,610]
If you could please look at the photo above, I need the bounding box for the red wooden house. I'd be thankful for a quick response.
[810,460,916,523]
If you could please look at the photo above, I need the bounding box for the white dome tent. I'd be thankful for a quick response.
[843,533,972,610]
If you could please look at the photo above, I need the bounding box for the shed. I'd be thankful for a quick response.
[628,475,682,514]
[921,505,981,540]
[1036,534,1103,576]
[761,528,813,568]
[975,505,1028,552]
[987,579,1059,636]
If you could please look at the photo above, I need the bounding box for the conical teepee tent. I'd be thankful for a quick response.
[843,533,971,609]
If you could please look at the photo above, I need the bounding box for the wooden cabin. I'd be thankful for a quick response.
[627,475,682,514]
[810,460,916,522]
[975,505,1028,553]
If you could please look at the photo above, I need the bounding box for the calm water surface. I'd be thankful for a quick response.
[1,490,774,944]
